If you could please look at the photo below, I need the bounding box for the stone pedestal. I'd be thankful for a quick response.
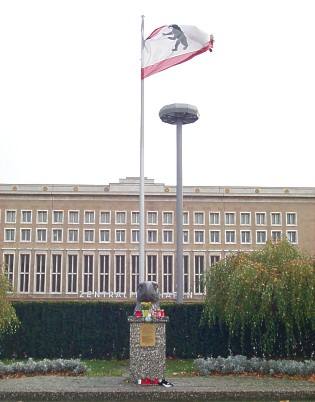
[128,316,169,382]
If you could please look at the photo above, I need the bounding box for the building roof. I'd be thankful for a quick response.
[0,177,315,198]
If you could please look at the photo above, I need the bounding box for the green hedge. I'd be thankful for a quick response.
[1,302,133,359]
[0,302,313,359]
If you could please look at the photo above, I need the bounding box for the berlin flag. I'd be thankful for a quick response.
[141,24,214,79]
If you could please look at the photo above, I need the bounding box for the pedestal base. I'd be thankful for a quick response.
[128,317,169,383]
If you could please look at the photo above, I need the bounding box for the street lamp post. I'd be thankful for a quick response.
[159,104,199,304]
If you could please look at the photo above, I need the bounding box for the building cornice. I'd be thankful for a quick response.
[0,177,315,198]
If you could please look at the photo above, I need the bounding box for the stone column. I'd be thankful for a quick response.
[128,316,169,383]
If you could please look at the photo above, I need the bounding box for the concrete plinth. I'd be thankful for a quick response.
[128,316,169,383]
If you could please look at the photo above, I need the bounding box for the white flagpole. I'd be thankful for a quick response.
[139,15,145,283]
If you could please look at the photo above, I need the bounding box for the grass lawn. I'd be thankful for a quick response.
[0,358,195,377]
[84,358,195,377]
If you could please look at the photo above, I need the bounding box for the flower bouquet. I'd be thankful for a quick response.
[141,302,152,317]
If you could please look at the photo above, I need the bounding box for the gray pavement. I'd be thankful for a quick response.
[0,375,314,401]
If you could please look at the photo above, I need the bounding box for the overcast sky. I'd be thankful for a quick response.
[1,0,314,187]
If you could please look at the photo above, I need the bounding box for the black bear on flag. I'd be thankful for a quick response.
[163,24,188,51]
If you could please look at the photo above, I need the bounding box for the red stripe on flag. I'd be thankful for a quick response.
[146,26,166,39]
[141,42,212,79]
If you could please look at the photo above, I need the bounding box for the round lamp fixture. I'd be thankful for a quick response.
[159,103,199,125]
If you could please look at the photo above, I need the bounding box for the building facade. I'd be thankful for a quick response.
[1,177,315,301]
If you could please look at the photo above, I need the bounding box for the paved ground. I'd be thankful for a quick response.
[0,375,314,401]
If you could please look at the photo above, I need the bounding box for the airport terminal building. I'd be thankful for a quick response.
[1,177,314,301]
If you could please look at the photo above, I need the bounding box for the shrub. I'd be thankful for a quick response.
[0,358,86,377]
[0,267,19,337]
[203,240,315,356]
[194,355,315,377]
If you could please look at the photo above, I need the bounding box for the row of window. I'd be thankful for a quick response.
[3,227,298,244]
[2,210,298,226]
[185,229,297,244]
[3,253,217,295]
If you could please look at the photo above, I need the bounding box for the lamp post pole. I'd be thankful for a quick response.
[176,120,183,303]
[159,104,199,303]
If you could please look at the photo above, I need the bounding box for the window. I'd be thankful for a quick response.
[53,211,64,224]
[163,255,173,294]
[19,254,30,293]
[115,229,125,242]
[287,230,297,244]
[4,254,14,286]
[131,211,139,224]
[240,230,251,244]
[210,255,220,267]
[225,230,236,244]
[84,229,94,242]
[194,212,204,225]
[147,230,157,243]
[209,212,220,225]
[183,212,189,225]
[271,230,282,242]
[100,211,110,224]
[115,211,126,224]
[37,210,48,224]
[21,210,32,223]
[115,255,125,293]
[256,230,267,244]
[51,254,62,293]
[68,229,79,242]
[194,230,204,243]
[83,255,94,293]
[210,230,220,244]
[131,255,139,293]
[271,212,281,225]
[163,230,173,243]
[6,210,16,223]
[147,211,157,225]
[163,212,173,225]
[147,255,157,282]
[68,211,79,224]
[52,229,63,242]
[240,212,251,225]
[225,212,235,225]
[194,255,204,294]
[84,211,95,224]
[67,255,78,293]
[21,228,31,242]
[183,230,189,243]
[5,228,15,242]
[37,229,47,242]
[286,212,297,225]
[100,229,110,242]
[35,254,46,293]
[131,229,139,243]
[256,212,266,225]
[183,255,189,294]
[99,255,110,293]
